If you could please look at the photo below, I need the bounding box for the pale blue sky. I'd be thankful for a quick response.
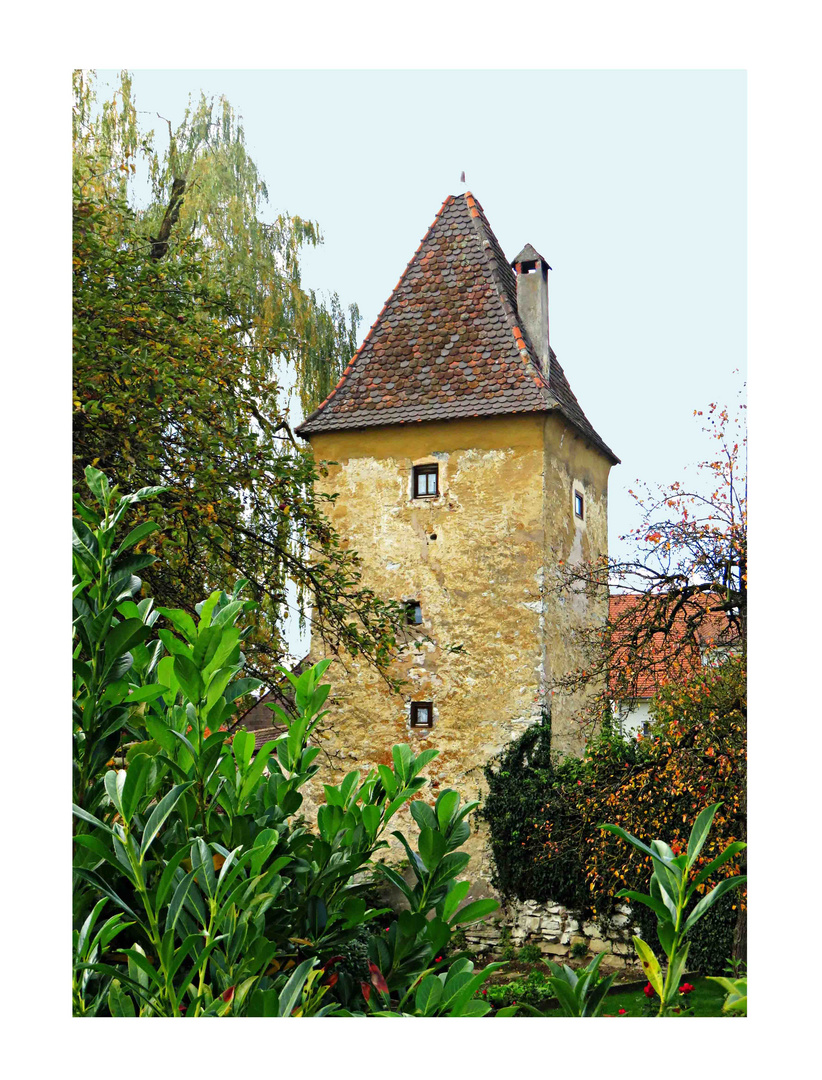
[97,69,746,652]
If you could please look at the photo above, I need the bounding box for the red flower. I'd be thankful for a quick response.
[643,983,654,997]
[679,982,695,995]
[618,1007,627,1015]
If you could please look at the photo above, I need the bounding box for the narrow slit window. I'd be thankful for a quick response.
[574,490,584,520]
[413,464,438,498]
[406,600,423,626]
[410,701,434,728]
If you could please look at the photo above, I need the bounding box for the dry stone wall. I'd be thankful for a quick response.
[461,897,643,976]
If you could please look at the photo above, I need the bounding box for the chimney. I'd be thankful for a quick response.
[511,244,551,369]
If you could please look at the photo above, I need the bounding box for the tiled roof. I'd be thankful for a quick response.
[296,193,618,464]
[608,593,740,699]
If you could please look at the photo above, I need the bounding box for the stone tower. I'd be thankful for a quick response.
[295,192,618,888]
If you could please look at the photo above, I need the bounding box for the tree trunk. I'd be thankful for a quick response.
[731,852,747,963]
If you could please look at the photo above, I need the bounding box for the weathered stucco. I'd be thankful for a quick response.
[302,412,612,894]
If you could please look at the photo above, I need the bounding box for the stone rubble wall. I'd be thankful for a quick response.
[461,898,644,976]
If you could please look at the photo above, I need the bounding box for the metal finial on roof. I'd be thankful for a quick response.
[460,171,466,184]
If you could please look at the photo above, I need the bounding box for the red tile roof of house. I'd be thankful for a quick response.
[296,192,618,464]
[608,592,740,699]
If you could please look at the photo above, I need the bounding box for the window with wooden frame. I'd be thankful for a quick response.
[574,489,584,520]
[410,701,434,728]
[413,464,438,498]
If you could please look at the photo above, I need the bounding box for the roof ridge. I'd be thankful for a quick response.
[465,193,556,406]
[299,195,458,430]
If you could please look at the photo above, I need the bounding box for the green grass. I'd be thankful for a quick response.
[602,977,727,1017]
[485,975,730,1016]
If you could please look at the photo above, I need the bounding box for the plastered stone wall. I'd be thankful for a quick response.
[541,413,611,757]
[303,413,612,890]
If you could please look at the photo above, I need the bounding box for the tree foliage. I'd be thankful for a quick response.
[553,396,747,715]
[73,70,405,685]
[72,472,499,1017]
[484,399,747,963]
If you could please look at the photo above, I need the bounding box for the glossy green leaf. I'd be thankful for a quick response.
[451,898,499,926]
[173,655,204,703]
[683,875,747,934]
[140,783,193,860]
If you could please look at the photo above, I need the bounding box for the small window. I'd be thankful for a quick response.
[413,464,438,498]
[406,600,423,626]
[410,701,434,728]
[574,490,584,520]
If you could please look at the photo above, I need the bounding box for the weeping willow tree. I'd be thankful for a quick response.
[73,69,357,415]
[73,70,405,685]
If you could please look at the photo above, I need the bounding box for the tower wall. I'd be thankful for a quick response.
[303,412,611,888]
[541,413,612,756]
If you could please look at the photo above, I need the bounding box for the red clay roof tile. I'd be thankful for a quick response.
[296,193,618,463]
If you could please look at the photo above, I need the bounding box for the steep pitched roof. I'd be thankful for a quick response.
[296,192,618,464]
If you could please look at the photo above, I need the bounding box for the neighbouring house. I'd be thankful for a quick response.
[228,656,309,750]
[294,191,619,894]
[608,592,742,737]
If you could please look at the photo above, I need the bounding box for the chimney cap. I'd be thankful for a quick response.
[511,243,551,270]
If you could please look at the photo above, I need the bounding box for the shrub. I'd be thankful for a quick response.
[517,943,543,964]
[72,469,500,1016]
[480,718,590,912]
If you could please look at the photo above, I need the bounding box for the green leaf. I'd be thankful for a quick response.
[84,465,110,506]
[108,981,136,1016]
[683,875,747,934]
[232,729,254,771]
[415,974,443,1016]
[166,869,201,932]
[196,590,223,630]
[451,898,499,926]
[600,823,674,872]
[140,783,193,861]
[74,868,141,923]
[688,841,747,897]
[377,764,397,799]
[583,972,617,1017]
[124,684,169,704]
[72,804,115,836]
[277,958,316,1017]
[192,625,221,670]
[374,863,414,904]
[225,677,262,702]
[121,756,151,823]
[666,941,690,1002]
[418,826,447,871]
[114,520,160,559]
[409,800,437,832]
[440,880,471,923]
[685,801,722,869]
[392,744,413,783]
[157,607,199,644]
[615,888,670,923]
[155,845,192,909]
[104,770,126,817]
[173,655,204,703]
[105,618,150,662]
[437,971,475,1013]
[657,919,675,958]
[435,789,460,830]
